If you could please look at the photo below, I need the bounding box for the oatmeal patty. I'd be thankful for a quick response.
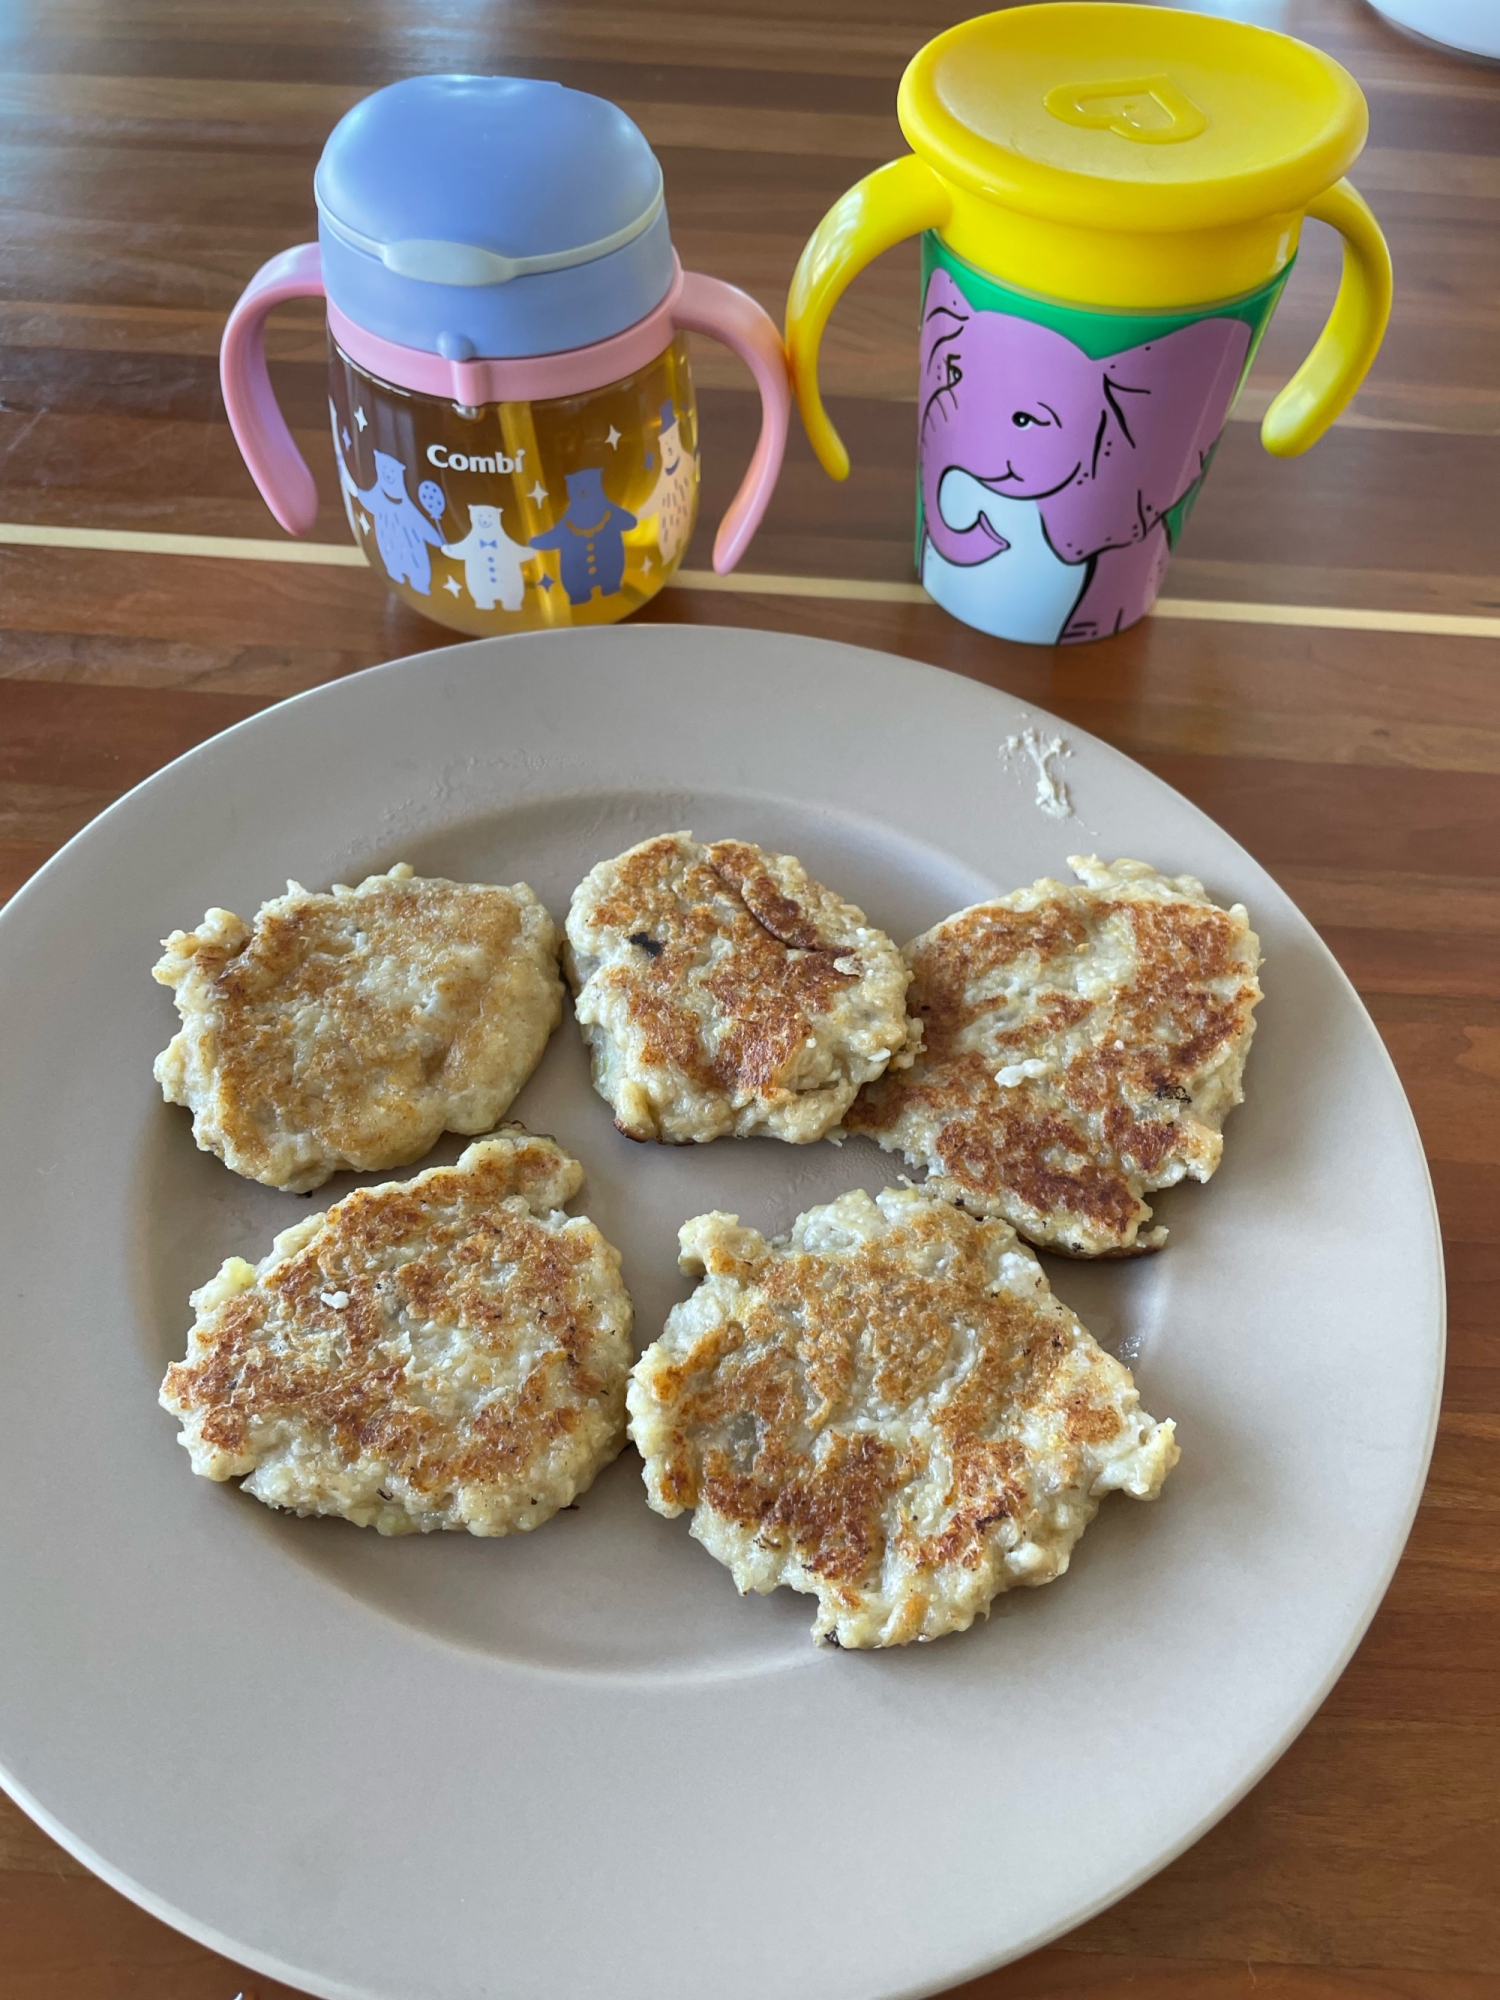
[629,1186,1177,1648]
[843,858,1262,1256]
[161,1130,633,1536]
[154,864,563,1191]
[565,832,918,1144]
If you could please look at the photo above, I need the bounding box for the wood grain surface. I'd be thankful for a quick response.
[1,0,1496,1995]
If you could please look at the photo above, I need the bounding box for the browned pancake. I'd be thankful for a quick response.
[153,864,563,1190]
[161,1129,633,1535]
[565,832,918,1144]
[844,857,1262,1256]
[628,1187,1178,1647]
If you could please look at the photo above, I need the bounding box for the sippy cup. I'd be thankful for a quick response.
[787,5,1392,646]
[220,76,791,635]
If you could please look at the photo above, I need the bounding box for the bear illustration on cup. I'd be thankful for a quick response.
[917,268,1252,644]
[635,400,697,566]
[529,468,637,605]
[345,448,445,595]
[441,503,536,612]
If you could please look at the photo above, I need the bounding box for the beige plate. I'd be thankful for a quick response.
[0,627,1443,2000]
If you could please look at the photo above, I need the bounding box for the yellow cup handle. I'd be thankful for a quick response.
[1261,179,1392,458]
[786,154,952,479]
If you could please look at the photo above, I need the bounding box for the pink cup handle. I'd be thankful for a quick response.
[220,243,326,536]
[673,272,791,574]
[221,247,790,568]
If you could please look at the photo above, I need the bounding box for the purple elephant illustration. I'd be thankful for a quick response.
[918,268,1251,643]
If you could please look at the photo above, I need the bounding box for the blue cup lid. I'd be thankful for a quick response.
[315,75,677,362]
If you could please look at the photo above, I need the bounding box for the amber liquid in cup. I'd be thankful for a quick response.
[329,337,699,636]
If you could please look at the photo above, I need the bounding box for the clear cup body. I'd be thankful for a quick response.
[329,334,699,634]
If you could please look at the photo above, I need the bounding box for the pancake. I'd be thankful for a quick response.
[160,1130,633,1535]
[628,1184,1177,1648]
[564,832,918,1144]
[154,863,563,1191]
[843,857,1262,1255]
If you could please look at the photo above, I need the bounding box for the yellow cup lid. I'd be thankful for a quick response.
[898,3,1368,233]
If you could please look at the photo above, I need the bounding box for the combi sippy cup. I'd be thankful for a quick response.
[221,75,790,635]
[787,5,1392,645]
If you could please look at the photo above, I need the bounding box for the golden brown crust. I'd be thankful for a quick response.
[587,836,855,1098]
[160,1130,633,1535]
[647,1214,1070,1584]
[153,866,563,1190]
[628,1188,1178,1647]
[566,833,917,1144]
[844,858,1261,1256]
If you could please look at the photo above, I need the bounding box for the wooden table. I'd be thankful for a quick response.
[2,1,1496,1994]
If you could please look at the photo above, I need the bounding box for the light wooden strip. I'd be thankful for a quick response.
[0,521,369,566]
[1148,598,1500,639]
[0,523,925,588]
[4,523,1499,638]
[1167,556,1500,622]
[674,567,926,603]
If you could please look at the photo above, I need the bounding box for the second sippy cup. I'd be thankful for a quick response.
[787,5,1392,646]
[220,76,791,635]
